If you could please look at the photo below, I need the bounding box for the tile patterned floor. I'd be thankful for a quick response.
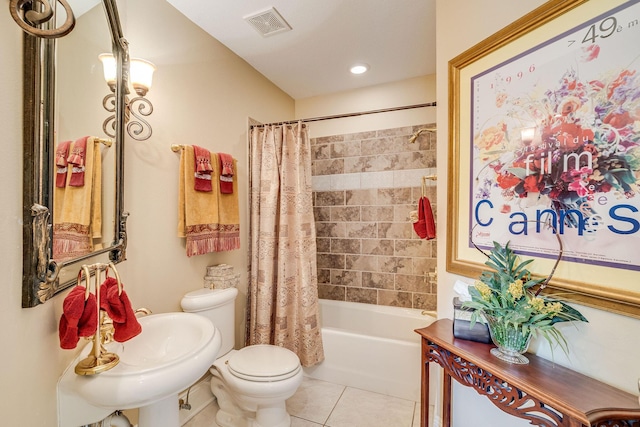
[184,376,424,427]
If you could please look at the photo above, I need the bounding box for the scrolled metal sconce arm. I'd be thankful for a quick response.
[126,96,154,141]
[101,38,154,141]
[102,93,117,137]
[102,94,154,141]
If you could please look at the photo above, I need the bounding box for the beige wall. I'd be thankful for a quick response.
[437,1,640,426]
[0,8,74,427]
[296,75,436,136]
[4,0,639,425]
[114,0,294,351]
[0,0,293,425]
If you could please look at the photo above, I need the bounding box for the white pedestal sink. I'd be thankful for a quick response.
[57,312,220,427]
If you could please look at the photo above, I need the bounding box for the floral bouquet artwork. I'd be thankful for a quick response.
[474,57,640,229]
[464,241,587,364]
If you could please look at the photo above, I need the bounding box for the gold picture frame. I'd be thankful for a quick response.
[446,0,640,318]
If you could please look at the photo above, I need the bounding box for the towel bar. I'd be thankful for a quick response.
[94,137,113,147]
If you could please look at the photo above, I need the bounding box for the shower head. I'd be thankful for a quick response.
[409,127,436,144]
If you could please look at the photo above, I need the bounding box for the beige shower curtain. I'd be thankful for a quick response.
[247,122,324,367]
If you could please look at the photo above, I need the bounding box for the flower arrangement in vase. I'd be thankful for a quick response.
[473,67,640,225]
[464,241,588,364]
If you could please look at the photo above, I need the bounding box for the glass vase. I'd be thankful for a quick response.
[485,315,532,364]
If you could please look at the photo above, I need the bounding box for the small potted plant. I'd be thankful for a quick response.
[464,241,588,364]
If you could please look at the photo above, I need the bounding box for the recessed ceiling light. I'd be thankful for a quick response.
[350,64,369,75]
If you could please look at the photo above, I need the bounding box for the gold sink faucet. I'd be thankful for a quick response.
[135,307,152,317]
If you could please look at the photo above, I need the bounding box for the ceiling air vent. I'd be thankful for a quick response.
[244,7,292,37]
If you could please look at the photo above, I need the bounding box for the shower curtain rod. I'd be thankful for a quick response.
[249,102,437,128]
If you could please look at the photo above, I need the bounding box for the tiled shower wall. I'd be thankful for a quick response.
[311,124,438,311]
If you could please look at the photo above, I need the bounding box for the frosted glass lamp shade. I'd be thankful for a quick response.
[130,58,156,96]
[99,53,117,91]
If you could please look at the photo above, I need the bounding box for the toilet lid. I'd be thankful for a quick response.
[227,345,301,382]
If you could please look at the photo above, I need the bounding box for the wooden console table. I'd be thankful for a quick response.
[415,319,640,427]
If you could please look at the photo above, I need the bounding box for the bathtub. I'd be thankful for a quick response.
[303,299,435,402]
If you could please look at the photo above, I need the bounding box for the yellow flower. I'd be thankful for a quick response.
[474,281,492,301]
[544,302,563,315]
[508,279,524,300]
[529,297,545,312]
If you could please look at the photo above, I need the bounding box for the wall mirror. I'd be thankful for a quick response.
[13,0,129,307]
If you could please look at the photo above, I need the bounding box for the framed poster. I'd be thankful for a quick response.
[447,0,640,318]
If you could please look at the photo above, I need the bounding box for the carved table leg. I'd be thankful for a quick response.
[443,371,452,427]
[422,354,430,427]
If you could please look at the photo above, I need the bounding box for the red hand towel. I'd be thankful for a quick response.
[218,152,234,194]
[100,277,126,323]
[67,136,89,187]
[55,140,71,188]
[78,293,98,338]
[100,277,142,342]
[413,196,436,240]
[59,286,98,349]
[112,291,142,342]
[193,145,213,192]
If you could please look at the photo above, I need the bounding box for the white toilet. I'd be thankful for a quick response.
[181,287,303,427]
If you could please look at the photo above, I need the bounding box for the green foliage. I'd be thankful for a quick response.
[463,241,587,354]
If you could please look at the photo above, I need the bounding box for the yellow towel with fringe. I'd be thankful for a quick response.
[53,136,102,261]
[178,146,239,256]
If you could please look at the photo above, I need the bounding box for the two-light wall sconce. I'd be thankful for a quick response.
[99,53,156,141]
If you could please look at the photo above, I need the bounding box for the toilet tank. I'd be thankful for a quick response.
[181,287,238,356]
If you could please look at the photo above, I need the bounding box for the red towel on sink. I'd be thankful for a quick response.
[59,286,98,349]
[100,277,142,342]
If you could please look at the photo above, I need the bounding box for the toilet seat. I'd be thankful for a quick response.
[226,345,301,382]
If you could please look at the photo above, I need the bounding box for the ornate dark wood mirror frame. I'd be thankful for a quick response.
[14,0,129,307]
